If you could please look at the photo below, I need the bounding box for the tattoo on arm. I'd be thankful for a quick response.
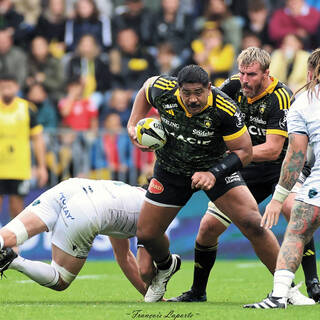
[279,135,305,190]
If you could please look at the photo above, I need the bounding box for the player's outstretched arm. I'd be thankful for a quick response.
[109,237,147,296]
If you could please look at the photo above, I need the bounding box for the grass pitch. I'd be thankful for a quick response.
[0,259,319,320]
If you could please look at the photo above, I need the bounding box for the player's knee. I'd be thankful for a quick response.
[49,261,76,291]
[239,214,265,238]
[136,228,159,245]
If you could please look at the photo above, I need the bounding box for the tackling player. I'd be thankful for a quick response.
[0,178,155,296]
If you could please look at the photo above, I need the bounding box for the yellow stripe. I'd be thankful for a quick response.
[154,84,173,90]
[280,88,290,109]
[282,88,291,108]
[30,124,43,136]
[216,96,237,113]
[157,78,177,85]
[223,126,247,141]
[156,80,176,87]
[216,103,233,116]
[266,129,288,137]
[238,96,241,103]
[230,74,240,80]
[146,84,151,104]
[274,90,283,110]
[278,89,288,110]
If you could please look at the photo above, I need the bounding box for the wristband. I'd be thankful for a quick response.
[208,152,243,180]
[272,184,290,203]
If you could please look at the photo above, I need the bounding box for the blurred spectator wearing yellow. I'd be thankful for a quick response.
[65,34,112,111]
[26,36,65,104]
[269,33,309,92]
[0,74,47,219]
[195,0,242,54]
[191,24,235,87]
[34,0,66,59]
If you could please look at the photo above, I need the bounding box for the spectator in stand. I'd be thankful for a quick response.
[13,0,41,26]
[0,28,27,90]
[65,0,113,19]
[241,31,262,50]
[195,0,243,54]
[109,27,158,93]
[151,0,195,64]
[155,41,181,77]
[191,24,235,87]
[34,0,67,59]
[65,34,112,111]
[91,112,133,182]
[270,33,310,92]
[268,0,320,48]
[64,0,112,52]
[26,36,65,104]
[58,77,98,131]
[26,83,58,130]
[112,0,154,48]
[0,0,33,47]
[243,0,274,53]
[99,88,133,128]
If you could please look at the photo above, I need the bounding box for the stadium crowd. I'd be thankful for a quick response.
[1,0,320,186]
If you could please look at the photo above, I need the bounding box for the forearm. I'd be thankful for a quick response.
[32,133,46,169]
[116,250,147,296]
[252,143,281,162]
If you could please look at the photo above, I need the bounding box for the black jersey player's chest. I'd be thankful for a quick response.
[237,95,270,127]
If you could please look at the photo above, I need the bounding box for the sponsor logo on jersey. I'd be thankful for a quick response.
[192,129,214,137]
[248,125,266,136]
[167,131,211,145]
[161,117,180,129]
[32,199,40,206]
[163,103,178,109]
[259,104,266,114]
[204,119,212,128]
[148,178,164,194]
[249,116,266,125]
[59,192,75,220]
[234,111,244,128]
[279,110,288,129]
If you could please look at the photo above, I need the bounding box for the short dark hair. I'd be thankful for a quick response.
[177,65,209,87]
[0,73,17,82]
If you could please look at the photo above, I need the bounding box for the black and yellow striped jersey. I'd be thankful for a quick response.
[220,75,292,165]
[146,75,247,176]
[0,97,43,180]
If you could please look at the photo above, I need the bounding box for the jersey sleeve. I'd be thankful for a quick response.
[287,104,308,136]
[146,75,178,107]
[266,87,291,137]
[29,102,43,136]
[215,90,247,142]
[219,74,241,101]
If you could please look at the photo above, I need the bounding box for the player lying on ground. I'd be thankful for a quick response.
[0,178,156,295]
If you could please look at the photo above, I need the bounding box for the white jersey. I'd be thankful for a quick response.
[26,178,146,258]
[287,86,320,206]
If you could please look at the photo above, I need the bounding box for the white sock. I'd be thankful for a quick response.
[9,255,59,287]
[0,235,4,249]
[272,270,295,298]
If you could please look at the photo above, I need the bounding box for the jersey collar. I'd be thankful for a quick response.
[174,89,213,117]
[246,77,278,104]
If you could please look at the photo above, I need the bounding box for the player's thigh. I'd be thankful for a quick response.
[52,244,86,276]
[213,185,260,226]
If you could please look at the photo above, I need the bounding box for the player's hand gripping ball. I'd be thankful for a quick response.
[135,118,167,150]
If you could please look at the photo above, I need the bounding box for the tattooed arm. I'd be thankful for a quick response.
[261,133,308,229]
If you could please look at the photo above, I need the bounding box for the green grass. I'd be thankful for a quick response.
[0,259,319,320]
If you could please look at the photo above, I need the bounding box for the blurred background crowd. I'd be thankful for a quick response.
[1,0,320,186]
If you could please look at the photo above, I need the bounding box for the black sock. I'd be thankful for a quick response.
[156,253,172,270]
[301,237,318,284]
[191,242,217,295]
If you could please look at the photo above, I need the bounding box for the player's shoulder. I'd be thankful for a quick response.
[212,86,238,116]
[269,78,292,110]
[149,75,178,91]
[219,74,241,96]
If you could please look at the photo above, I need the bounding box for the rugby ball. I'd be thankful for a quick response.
[135,118,167,150]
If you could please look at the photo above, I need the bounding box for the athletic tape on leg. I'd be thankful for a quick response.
[5,218,29,245]
[51,260,76,284]
[207,202,232,228]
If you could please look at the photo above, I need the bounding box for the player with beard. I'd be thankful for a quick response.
[127,64,281,302]
[168,47,318,304]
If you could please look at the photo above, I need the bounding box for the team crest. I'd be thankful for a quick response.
[204,119,212,128]
[259,104,266,114]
